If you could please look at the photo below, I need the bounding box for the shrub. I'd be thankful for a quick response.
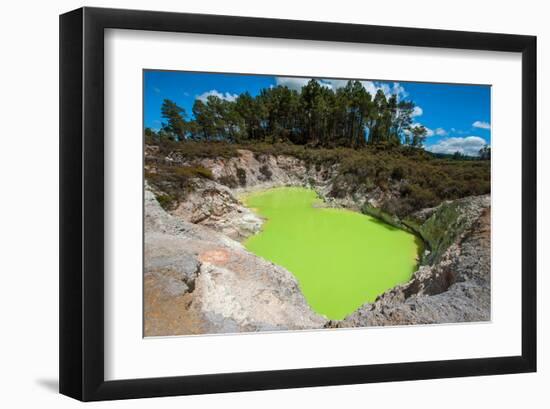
[218,175,238,188]
[236,167,247,186]
[155,140,239,158]
[173,165,213,180]
[406,184,438,210]
[145,165,213,209]
[391,166,405,181]
[155,193,175,210]
[145,141,491,218]
[259,164,273,180]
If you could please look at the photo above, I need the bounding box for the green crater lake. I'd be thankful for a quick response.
[243,187,422,320]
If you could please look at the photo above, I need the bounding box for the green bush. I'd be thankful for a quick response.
[155,193,176,210]
[145,165,213,209]
[173,165,213,179]
[391,166,405,181]
[259,164,273,180]
[145,141,490,217]
[218,175,238,188]
[156,140,239,158]
[236,167,247,186]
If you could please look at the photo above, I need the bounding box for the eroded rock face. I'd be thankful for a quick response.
[144,148,491,334]
[165,149,338,240]
[415,195,491,265]
[171,180,263,240]
[144,185,326,336]
[327,196,491,327]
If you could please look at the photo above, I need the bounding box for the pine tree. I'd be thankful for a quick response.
[161,99,187,141]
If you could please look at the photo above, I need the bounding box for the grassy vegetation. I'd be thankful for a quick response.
[147,137,239,158]
[259,164,273,181]
[236,167,247,187]
[145,141,490,217]
[145,164,213,210]
[249,142,489,216]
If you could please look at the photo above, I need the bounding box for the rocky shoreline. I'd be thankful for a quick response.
[144,148,491,335]
[328,195,491,327]
[144,185,326,336]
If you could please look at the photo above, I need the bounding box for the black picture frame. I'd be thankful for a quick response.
[59,6,537,401]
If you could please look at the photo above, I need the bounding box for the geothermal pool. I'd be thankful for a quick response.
[243,187,422,320]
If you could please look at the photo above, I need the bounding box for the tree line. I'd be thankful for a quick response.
[145,79,431,149]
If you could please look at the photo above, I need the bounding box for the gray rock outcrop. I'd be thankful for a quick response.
[144,184,326,336]
[328,195,491,327]
[144,148,491,334]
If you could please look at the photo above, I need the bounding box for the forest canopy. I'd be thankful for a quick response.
[146,79,432,149]
[144,78,491,216]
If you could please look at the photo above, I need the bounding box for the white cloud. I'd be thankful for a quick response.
[196,89,239,103]
[391,82,408,99]
[404,123,433,138]
[275,77,332,91]
[378,83,391,96]
[275,77,311,90]
[473,120,491,130]
[426,136,487,156]
[275,77,408,100]
[450,127,467,135]
[359,80,376,95]
[409,122,434,137]
[360,81,408,100]
[411,106,423,117]
[321,79,349,89]
[153,87,161,94]
[435,127,447,136]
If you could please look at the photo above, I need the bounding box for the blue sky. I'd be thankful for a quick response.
[144,70,491,155]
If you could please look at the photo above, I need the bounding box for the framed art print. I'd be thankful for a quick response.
[59,7,536,401]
